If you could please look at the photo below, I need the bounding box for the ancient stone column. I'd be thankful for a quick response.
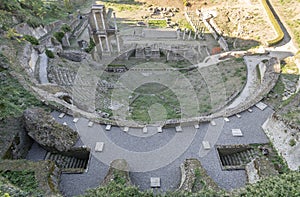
[113,12,118,31]
[183,29,186,40]
[113,12,120,53]
[100,10,106,30]
[93,11,99,31]
[194,29,198,40]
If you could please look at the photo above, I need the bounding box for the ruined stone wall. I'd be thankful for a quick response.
[262,113,299,170]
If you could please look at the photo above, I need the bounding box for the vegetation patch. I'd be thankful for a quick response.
[148,20,167,28]
[61,24,71,33]
[84,38,96,53]
[0,70,42,119]
[0,170,40,195]
[53,31,65,43]
[23,35,39,45]
[45,49,55,58]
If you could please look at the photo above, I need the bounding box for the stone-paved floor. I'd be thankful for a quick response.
[27,106,273,196]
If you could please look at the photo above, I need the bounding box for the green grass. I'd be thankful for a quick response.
[129,85,181,123]
[0,0,92,30]
[105,2,140,12]
[148,20,167,28]
[177,19,193,30]
[0,70,42,118]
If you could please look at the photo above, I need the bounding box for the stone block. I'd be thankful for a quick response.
[150,177,160,187]
[95,142,104,152]
[232,129,243,137]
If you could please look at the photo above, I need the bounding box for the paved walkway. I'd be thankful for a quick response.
[46,107,274,196]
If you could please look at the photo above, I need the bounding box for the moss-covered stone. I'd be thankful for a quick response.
[23,107,79,152]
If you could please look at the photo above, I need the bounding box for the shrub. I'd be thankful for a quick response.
[45,49,54,58]
[53,31,65,43]
[61,24,71,33]
[23,35,39,45]
[85,38,96,53]
[0,170,40,194]
[27,17,43,28]
[289,139,296,147]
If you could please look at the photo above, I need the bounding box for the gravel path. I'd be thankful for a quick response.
[38,106,273,196]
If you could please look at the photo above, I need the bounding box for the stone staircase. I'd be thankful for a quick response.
[219,148,256,169]
[45,152,88,171]
[72,64,98,112]
[48,67,76,87]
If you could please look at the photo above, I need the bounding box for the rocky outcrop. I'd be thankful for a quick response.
[101,159,131,186]
[58,50,84,62]
[14,21,62,40]
[262,114,300,170]
[178,158,219,192]
[246,157,278,184]
[0,116,33,159]
[0,160,62,196]
[23,108,79,152]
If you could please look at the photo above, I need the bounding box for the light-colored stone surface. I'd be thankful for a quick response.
[157,127,162,133]
[232,129,243,137]
[59,113,65,118]
[95,142,104,152]
[150,177,160,187]
[73,118,79,123]
[245,160,260,184]
[262,116,300,170]
[211,120,216,126]
[175,126,182,132]
[202,141,211,150]
[88,121,94,127]
[143,127,148,133]
[255,102,268,111]
[123,127,129,132]
[105,125,111,131]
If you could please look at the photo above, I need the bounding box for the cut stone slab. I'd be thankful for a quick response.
[211,120,216,126]
[157,127,162,133]
[232,129,243,137]
[248,108,253,113]
[58,113,65,118]
[236,114,241,118]
[105,124,111,131]
[255,102,267,111]
[88,121,94,127]
[95,142,104,152]
[175,126,182,132]
[194,124,199,129]
[73,118,79,123]
[224,117,230,122]
[202,141,211,150]
[143,127,148,133]
[123,127,129,132]
[150,177,160,188]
